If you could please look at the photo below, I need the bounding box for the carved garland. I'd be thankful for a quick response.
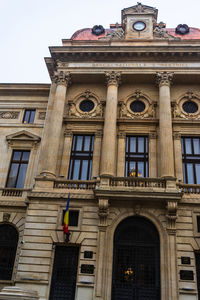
[172,90,200,119]
[68,89,104,119]
[119,90,156,119]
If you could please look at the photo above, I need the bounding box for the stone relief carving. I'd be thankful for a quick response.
[3,212,11,222]
[166,201,178,232]
[172,90,200,119]
[119,90,156,119]
[100,26,125,40]
[0,111,20,119]
[105,71,121,86]
[98,199,109,226]
[38,112,46,120]
[154,22,180,40]
[53,71,71,86]
[68,89,104,119]
[156,72,174,87]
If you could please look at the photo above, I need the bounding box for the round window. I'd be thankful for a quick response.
[130,100,145,113]
[182,101,198,114]
[79,100,95,112]
[133,21,146,32]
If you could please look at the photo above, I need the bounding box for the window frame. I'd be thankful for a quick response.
[68,134,94,180]
[125,135,149,178]
[6,150,30,188]
[23,109,36,124]
[181,137,200,184]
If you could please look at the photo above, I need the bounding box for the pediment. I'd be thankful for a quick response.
[6,130,41,143]
[122,3,158,17]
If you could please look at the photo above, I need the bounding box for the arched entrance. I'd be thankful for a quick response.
[111,216,161,300]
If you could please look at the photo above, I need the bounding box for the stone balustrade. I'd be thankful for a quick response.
[54,179,100,190]
[110,177,166,188]
[177,183,200,194]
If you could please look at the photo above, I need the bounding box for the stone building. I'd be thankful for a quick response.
[1,2,200,300]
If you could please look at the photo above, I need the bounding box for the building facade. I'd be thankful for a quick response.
[1,3,200,300]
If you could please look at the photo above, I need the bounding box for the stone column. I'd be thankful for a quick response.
[39,71,71,178]
[117,131,126,177]
[91,131,102,179]
[59,130,73,177]
[156,72,174,177]
[149,132,157,178]
[173,132,183,181]
[100,71,121,177]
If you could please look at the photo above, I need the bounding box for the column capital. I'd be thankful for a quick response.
[173,132,181,140]
[64,129,73,138]
[105,71,121,86]
[156,72,174,87]
[95,130,103,138]
[53,71,71,86]
[117,131,126,139]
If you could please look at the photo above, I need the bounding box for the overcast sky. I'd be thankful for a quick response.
[1,0,200,84]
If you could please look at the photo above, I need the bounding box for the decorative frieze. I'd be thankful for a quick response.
[105,71,121,86]
[156,72,174,87]
[0,111,20,119]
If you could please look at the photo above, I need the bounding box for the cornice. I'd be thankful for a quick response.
[0,84,50,97]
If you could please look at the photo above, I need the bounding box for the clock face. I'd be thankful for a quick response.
[133,21,146,31]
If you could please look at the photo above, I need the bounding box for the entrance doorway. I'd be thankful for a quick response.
[49,246,79,300]
[112,216,161,300]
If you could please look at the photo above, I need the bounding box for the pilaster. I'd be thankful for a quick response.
[117,131,126,177]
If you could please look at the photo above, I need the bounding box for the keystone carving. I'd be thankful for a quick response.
[105,71,121,86]
[98,199,109,226]
[156,72,174,87]
[166,201,178,232]
[53,71,71,86]
[3,212,11,222]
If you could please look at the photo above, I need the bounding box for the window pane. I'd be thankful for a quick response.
[24,111,30,123]
[181,138,184,154]
[13,151,21,161]
[81,160,88,180]
[146,138,148,153]
[84,136,90,151]
[22,151,30,161]
[16,164,28,188]
[29,111,35,124]
[89,160,92,179]
[185,138,192,154]
[129,161,136,176]
[73,160,80,179]
[76,136,83,151]
[138,137,144,153]
[183,163,186,183]
[138,162,144,177]
[195,164,200,184]
[130,137,136,152]
[146,161,148,177]
[6,164,19,187]
[187,163,194,184]
[194,139,200,155]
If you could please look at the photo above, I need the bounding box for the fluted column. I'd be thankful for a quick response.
[39,71,71,178]
[91,131,102,178]
[156,72,174,177]
[59,130,73,177]
[100,71,121,177]
[117,131,126,177]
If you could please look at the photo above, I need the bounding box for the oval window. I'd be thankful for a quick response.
[182,101,198,114]
[130,100,145,113]
[79,100,94,112]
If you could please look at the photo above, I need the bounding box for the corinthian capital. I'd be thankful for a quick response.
[53,71,71,86]
[156,72,174,87]
[105,71,121,86]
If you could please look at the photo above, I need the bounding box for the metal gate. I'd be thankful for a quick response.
[49,246,79,300]
[112,216,161,300]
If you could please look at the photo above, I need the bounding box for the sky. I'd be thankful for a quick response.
[1,0,200,84]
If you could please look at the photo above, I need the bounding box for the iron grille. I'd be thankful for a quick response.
[49,246,79,300]
[112,216,160,300]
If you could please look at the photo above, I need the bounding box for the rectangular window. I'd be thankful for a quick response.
[23,109,35,124]
[6,150,30,188]
[182,137,200,184]
[125,136,148,177]
[62,210,79,227]
[68,135,94,180]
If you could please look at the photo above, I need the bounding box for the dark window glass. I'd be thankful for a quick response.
[79,100,94,112]
[182,137,200,184]
[125,136,148,177]
[195,252,200,299]
[68,135,94,180]
[23,109,35,124]
[197,216,200,233]
[130,100,145,113]
[6,150,30,188]
[182,101,198,114]
[62,210,79,227]
[0,224,18,280]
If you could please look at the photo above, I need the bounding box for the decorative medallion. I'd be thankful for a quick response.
[119,90,156,119]
[173,91,200,119]
[69,89,104,118]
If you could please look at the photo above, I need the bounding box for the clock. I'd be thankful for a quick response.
[133,21,146,31]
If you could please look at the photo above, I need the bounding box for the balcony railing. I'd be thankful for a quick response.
[177,183,200,194]
[110,177,166,188]
[54,179,100,190]
[1,188,26,197]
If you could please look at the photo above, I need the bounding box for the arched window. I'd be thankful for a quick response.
[0,224,18,280]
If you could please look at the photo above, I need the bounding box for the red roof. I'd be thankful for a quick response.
[71,27,200,41]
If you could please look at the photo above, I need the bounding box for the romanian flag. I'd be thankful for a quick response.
[63,193,70,234]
